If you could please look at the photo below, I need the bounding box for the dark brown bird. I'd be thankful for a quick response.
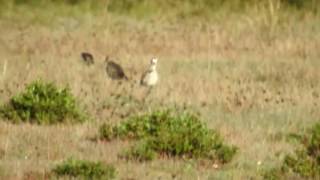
[105,56,128,80]
[81,52,94,65]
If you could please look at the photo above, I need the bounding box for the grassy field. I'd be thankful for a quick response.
[0,0,320,179]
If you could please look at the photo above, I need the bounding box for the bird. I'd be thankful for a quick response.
[140,57,159,103]
[105,56,128,80]
[81,52,94,65]
[140,57,159,87]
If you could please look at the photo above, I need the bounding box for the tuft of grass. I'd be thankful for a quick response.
[0,79,86,124]
[99,108,237,163]
[99,123,115,141]
[261,167,286,180]
[281,123,320,178]
[262,123,320,179]
[53,158,116,179]
[120,140,158,162]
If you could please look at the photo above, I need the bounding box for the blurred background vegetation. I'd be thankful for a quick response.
[0,0,319,20]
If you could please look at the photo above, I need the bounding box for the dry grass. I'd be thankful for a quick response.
[0,4,320,179]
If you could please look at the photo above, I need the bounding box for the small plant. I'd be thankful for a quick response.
[262,123,320,179]
[53,158,116,179]
[281,123,320,178]
[99,108,237,163]
[99,123,115,141]
[0,80,86,124]
[262,167,287,180]
[120,140,157,161]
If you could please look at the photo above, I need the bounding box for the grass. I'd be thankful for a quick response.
[261,123,320,179]
[106,0,320,20]
[282,123,320,178]
[0,0,319,179]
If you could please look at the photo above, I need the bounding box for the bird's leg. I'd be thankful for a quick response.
[114,81,124,95]
[142,86,153,105]
[147,86,153,97]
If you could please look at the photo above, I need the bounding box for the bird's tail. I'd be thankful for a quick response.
[80,52,94,65]
[124,75,129,81]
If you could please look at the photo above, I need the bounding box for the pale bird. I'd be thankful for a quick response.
[140,57,158,86]
[105,56,128,80]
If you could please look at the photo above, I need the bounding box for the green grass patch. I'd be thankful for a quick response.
[53,158,116,179]
[282,123,320,178]
[0,80,86,124]
[262,123,320,179]
[99,108,237,163]
[120,140,158,162]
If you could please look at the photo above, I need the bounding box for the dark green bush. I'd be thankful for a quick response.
[100,108,237,163]
[53,158,116,179]
[0,80,85,124]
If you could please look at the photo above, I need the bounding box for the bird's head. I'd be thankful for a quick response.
[150,57,158,65]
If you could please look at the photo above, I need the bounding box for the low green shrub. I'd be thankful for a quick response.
[262,123,320,179]
[282,123,320,178]
[99,108,237,163]
[53,158,116,179]
[0,80,86,124]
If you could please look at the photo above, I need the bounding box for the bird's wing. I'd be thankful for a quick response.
[140,70,151,85]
